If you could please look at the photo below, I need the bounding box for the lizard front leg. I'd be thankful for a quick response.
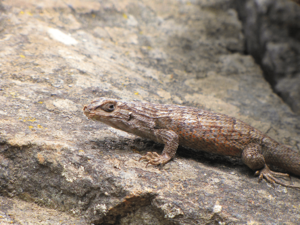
[140,129,179,166]
[242,143,294,187]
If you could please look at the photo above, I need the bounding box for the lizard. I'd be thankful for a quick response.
[83,97,300,188]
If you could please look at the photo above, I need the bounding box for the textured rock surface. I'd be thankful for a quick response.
[236,0,300,114]
[0,196,86,224]
[0,0,300,224]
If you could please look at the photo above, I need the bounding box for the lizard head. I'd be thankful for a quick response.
[83,98,129,128]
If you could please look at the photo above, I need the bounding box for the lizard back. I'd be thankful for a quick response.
[116,100,265,157]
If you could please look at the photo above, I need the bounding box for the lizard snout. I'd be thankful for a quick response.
[83,105,89,112]
[83,105,93,116]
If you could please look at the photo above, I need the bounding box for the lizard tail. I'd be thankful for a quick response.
[268,145,300,177]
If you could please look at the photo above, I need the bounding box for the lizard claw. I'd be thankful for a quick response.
[255,165,300,188]
[139,152,171,167]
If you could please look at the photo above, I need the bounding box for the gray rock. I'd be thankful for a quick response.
[275,74,300,113]
[236,0,300,114]
[0,0,299,224]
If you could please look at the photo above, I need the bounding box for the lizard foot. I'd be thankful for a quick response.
[139,152,171,167]
[255,165,300,188]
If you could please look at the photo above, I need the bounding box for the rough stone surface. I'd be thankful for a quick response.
[0,0,300,224]
[0,196,86,224]
[236,0,300,114]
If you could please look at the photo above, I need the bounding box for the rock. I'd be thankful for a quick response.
[236,0,300,114]
[275,75,300,113]
[0,196,85,224]
[0,0,300,224]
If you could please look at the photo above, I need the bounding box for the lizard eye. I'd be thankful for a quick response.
[101,102,115,112]
[108,104,114,111]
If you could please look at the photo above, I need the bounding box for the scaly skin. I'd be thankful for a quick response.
[83,98,300,188]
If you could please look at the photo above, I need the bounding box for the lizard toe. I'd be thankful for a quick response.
[140,152,171,167]
[139,152,159,161]
[256,165,299,188]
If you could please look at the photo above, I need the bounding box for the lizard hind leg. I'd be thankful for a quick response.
[242,143,294,187]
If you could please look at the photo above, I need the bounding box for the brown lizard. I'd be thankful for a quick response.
[83,98,300,188]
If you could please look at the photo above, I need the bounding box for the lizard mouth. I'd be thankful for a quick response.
[83,105,100,120]
[83,105,92,119]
